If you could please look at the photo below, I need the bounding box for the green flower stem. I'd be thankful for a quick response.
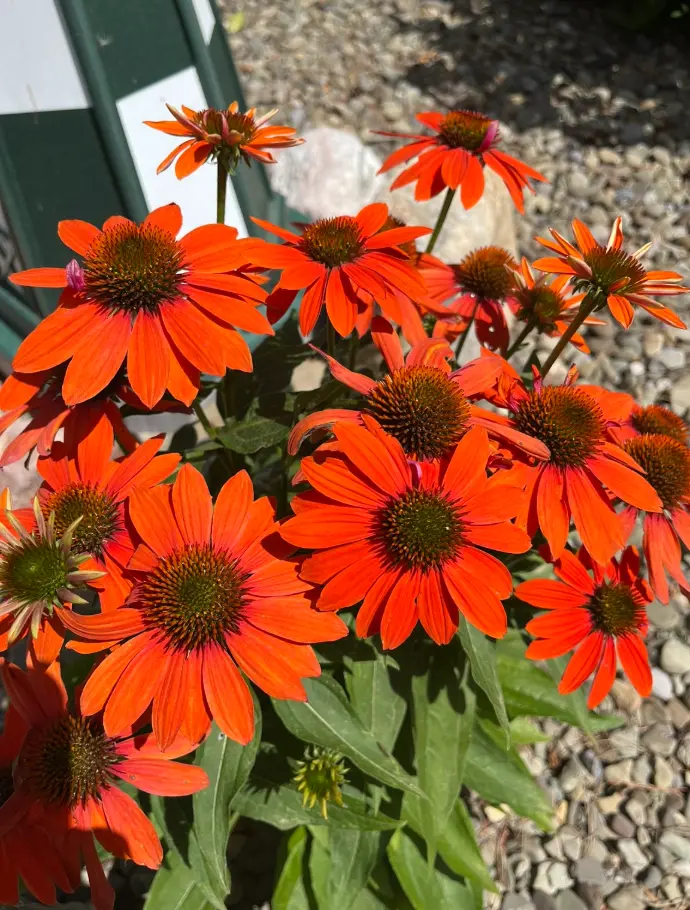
[192,400,216,440]
[327,321,337,359]
[505,317,537,361]
[425,187,455,255]
[454,301,478,361]
[540,295,597,379]
[216,159,228,224]
[348,331,359,371]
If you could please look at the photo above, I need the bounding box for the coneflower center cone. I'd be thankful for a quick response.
[454,246,517,300]
[515,286,563,325]
[588,582,642,637]
[20,716,119,808]
[439,111,493,151]
[631,406,689,445]
[45,484,119,558]
[576,247,646,302]
[624,434,690,511]
[138,544,247,650]
[300,217,363,268]
[379,489,461,570]
[514,386,605,468]
[0,539,70,605]
[365,366,471,461]
[83,223,183,314]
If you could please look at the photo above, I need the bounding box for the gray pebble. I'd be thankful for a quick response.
[651,668,674,701]
[644,866,662,890]
[655,755,675,789]
[610,813,636,838]
[625,792,649,826]
[573,856,607,887]
[642,723,676,756]
[606,884,647,910]
[660,830,690,861]
[532,893,557,910]
[554,891,586,910]
[604,759,633,784]
[618,838,649,873]
[661,638,690,675]
[502,893,535,910]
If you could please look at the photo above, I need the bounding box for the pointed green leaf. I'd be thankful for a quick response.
[144,850,215,910]
[328,829,381,910]
[219,415,289,454]
[402,797,496,893]
[272,675,424,797]
[192,701,261,903]
[344,649,407,753]
[458,618,510,747]
[464,724,554,830]
[496,635,623,733]
[308,831,331,907]
[273,828,311,910]
[387,830,444,910]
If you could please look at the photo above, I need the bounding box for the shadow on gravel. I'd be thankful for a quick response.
[398,0,689,147]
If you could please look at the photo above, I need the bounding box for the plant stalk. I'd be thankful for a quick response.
[454,301,478,361]
[425,187,455,255]
[192,400,216,440]
[540,295,597,378]
[505,317,537,360]
[217,159,228,224]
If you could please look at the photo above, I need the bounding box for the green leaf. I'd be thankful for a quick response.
[273,828,311,910]
[496,635,623,733]
[403,797,496,893]
[464,724,554,830]
[458,618,510,747]
[328,829,380,910]
[411,643,475,856]
[308,831,331,907]
[219,415,289,454]
[387,830,444,910]
[509,717,551,745]
[145,850,214,910]
[192,700,261,902]
[344,649,407,753]
[234,777,399,831]
[272,675,424,797]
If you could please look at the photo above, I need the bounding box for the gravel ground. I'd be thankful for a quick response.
[222,1,690,908]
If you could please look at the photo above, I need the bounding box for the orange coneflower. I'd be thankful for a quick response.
[62,465,347,749]
[25,425,179,614]
[517,546,652,708]
[618,433,690,604]
[0,367,187,467]
[0,703,79,907]
[145,102,304,177]
[247,203,431,337]
[471,366,662,565]
[0,660,208,910]
[376,110,546,211]
[289,317,548,462]
[419,246,519,351]
[589,391,690,448]
[0,492,103,666]
[507,258,607,354]
[533,217,688,329]
[281,419,531,645]
[10,204,271,408]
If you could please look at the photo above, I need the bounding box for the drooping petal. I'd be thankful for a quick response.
[202,644,254,744]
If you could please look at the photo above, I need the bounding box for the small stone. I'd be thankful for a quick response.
[545,836,565,861]
[625,792,649,826]
[597,792,624,815]
[642,699,669,724]
[672,859,690,877]
[610,814,635,838]
[560,826,581,862]
[574,856,607,887]
[524,837,547,864]
[642,329,665,358]
[671,373,690,413]
[662,874,682,901]
[632,754,652,784]
[661,639,690,675]
[382,100,404,122]
[606,884,647,910]
[502,894,535,910]
[604,759,632,784]
[653,843,676,871]
[660,830,690,861]
[555,891,586,910]
[533,893,557,910]
[668,698,690,730]
[652,668,674,701]
[646,599,681,630]
[610,679,642,714]
[485,805,507,823]
[637,826,651,847]
[534,862,555,895]
[567,171,590,197]
[659,347,686,371]
[547,861,573,893]
[642,723,676,756]
[655,755,675,789]
[644,866,662,890]
[560,758,586,795]
[599,148,622,165]
[618,839,649,873]
[585,839,609,864]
